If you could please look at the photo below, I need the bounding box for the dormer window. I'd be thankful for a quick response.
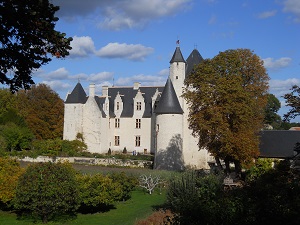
[116,102,120,110]
[136,102,142,110]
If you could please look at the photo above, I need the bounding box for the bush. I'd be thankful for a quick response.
[135,209,176,225]
[14,162,80,223]
[77,173,123,213]
[0,157,24,206]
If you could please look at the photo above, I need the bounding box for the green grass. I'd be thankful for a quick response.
[0,190,166,225]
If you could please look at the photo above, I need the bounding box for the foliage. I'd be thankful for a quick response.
[0,123,34,151]
[123,147,127,154]
[283,85,300,122]
[31,139,87,157]
[0,158,24,205]
[139,174,164,194]
[184,49,269,171]
[245,158,274,182]
[0,0,72,92]
[108,172,138,200]
[242,160,300,225]
[77,173,123,212]
[264,93,282,129]
[0,89,17,116]
[16,84,64,139]
[14,162,80,223]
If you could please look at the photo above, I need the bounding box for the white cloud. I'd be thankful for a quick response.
[69,36,96,58]
[41,80,73,94]
[36,67,69,81]
[96,42,154,61]
[269,78,300,98]
[115,74,166,86]
[158,68,169,76]
[283,0,300,23]
[257,10,277,19]
[53,0,192,30]
[87,72,114,83]
[263,57,292,70]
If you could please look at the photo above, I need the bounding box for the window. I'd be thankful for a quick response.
[116,102,120,110]
[135,136,141,147]
[135,119,141,129]
[115,118,120,128]
[114,136,120,146]
[105,103,108,111]
[136,102,142,110]
[176,76,178,79]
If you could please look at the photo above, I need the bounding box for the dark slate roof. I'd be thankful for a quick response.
[94,96,107,118]
[170,47,186,63]
[154,78,183,114]
[259,130,300,158]
[65,83,87,104]
[185,49,204,77]
[108,86,164,118]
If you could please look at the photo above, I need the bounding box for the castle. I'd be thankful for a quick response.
[63,45,212,170]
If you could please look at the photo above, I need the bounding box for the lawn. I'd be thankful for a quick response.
[0,189,167,225]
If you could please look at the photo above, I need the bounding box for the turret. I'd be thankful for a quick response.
[169,46,186,107]
[154,78,184,170]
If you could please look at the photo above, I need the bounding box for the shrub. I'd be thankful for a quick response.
[14,162,80,223]
[0,157,24,206]
[123,147,127,154]
[135,209,176,225]
[77,173,123,213]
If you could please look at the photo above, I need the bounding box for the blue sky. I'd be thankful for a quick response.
[33,0,300,121]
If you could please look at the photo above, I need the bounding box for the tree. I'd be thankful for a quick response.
[16,83,64,139]
[0,0,72,92]
[184,49,269,173]
[0,157,24,206]
[139,174,164,195]
[283,85,300,122]
[14,162,79,223]
[264,94,281,126]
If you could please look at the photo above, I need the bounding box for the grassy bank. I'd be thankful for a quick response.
[0,190,166,225]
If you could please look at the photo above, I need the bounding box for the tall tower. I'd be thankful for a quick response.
[169,44,186,107]
[154,78,184,170]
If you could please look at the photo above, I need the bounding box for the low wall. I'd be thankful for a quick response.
[17,156,153,168]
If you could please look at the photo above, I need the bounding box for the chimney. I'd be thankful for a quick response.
[89,83,95,97]
[133,82,141,90]
[102,86,108,96]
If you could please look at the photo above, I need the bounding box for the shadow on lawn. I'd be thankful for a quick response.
[78,203,116,214]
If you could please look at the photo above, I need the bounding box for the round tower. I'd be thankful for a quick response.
[154,78,184,170]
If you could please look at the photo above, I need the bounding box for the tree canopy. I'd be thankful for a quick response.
[0,0,72,92]
[264,93,282,129]
[184,49,269,172]
[283,85,300,122]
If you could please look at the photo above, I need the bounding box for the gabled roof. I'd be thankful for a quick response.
[259,130,300,158]
[186,48,204,77]
[170,47,186,63]
[108,86,164,118]
[65,83,87,104]
[154,78,183,114]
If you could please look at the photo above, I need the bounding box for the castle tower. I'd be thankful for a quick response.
[63,82,87,141]
[154,78,184,170]
[169,45,186,107]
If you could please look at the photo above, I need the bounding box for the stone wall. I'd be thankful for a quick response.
[17,156,153,168]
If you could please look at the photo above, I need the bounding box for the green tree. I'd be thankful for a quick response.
[0,89,17,116]
[264,93,281,128]
[0,123,34,151]
[184,49,269,173]
[0,0,72,92]
[14,162,79,223]
[283,85,300,122]
[77,173,126,213]
[0,157,24,206]
[16,84,64,139]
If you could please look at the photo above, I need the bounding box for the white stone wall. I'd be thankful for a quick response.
[170,61,185,107]
[63,103,83,141]
[82,97,102,153]
[109,117,152,154]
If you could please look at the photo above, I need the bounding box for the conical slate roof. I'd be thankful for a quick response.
[155,78,183,114]
[65,83,87,103]
[170,46,186,63]
[186,48,204,77]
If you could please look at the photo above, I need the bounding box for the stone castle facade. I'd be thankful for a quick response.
[63,46,212,170]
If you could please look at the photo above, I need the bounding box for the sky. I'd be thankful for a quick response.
[32,0,300,121]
